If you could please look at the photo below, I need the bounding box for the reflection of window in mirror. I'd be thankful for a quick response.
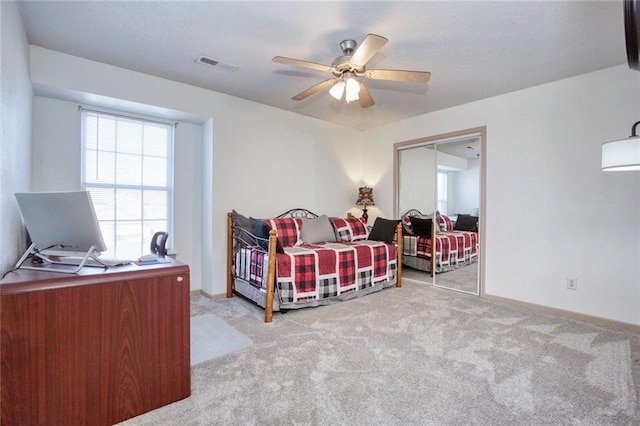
[437,171,448,214]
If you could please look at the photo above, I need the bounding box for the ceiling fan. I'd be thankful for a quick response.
[273,34,431,108]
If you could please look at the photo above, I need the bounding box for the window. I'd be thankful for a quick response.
[437,171,448,214]
[81,109,174,259]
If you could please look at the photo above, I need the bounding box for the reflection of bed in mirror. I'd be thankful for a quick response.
[400,208,478,277]
[394,128,485,295]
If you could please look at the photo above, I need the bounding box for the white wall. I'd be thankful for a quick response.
[29,46,363,295]
[398,146,436,215]
[449,158,480,215]
[364,64,640,325]
[0,1,32,275]
[173,120,204,293]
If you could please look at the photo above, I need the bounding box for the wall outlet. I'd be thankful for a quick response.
[567,277,578,290]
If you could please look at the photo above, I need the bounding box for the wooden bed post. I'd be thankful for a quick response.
[264,229,278,323]
[396,222,403,288]
[226,212,234,298]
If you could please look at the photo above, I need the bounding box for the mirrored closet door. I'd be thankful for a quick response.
[394,128,485,295]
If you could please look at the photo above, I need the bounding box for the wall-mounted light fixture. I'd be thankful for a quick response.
[601,121,640,171]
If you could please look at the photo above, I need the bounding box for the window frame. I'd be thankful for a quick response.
[437,171,448,215]
[80,107,175,258]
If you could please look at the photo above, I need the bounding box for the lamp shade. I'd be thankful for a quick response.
[345,77,361,103]
[355,186,375,206]
[602,121,640,171]
[329,80,345,100]
[602,137,640,171]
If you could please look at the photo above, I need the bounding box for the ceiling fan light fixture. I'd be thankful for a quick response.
[274,34,430,107]
[345,77,361,103]
[329,80,346,100]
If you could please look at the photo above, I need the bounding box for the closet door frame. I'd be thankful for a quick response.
[393,126,487,295]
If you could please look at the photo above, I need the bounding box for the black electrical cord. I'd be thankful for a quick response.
[2,245,56,279]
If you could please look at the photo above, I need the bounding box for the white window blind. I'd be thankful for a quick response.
[81,109,174,259]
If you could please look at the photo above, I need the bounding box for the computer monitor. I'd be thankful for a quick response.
[15,190,107,257]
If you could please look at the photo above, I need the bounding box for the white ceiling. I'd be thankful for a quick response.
[17,1,627,130]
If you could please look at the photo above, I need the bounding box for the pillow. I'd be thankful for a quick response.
[300,215,337,244]
[264,218,302,248]
[402,211,439,235]
[401,215,414,235]
[231,210,252,253]
[409,216,433,238]
[438,214,454,232]
[330,217,369,242]
[368,218,401,243]
[250,217,284,254]
[454,214,479,232]
[232,209,251,230]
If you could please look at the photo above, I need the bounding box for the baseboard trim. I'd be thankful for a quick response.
[190,287,639,332]
[484,294,640,333]
[191,289,227,300]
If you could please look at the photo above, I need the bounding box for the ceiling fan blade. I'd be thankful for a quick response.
[273,56,335,73]
[349,34,388,68]
[357,84,375,108]
[291,79,338,101]
[365,69,431,83]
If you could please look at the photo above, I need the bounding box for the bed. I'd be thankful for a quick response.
[401,209,478,277]
[226,208,403,322]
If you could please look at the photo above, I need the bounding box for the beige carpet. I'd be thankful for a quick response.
[119,281,640,425]
[403,262,479,294]
[190,314,252,366]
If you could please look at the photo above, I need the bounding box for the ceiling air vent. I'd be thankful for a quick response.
[195,54,237,72]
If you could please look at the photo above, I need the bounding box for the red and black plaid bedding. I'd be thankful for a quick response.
[403,230,477,269]
[264,218,302,247]
[236,240,397,305]
[330,217,369,241]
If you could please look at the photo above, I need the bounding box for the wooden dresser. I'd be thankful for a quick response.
[0,260,191,425]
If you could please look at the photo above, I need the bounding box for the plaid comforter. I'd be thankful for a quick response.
[236,240,397,305]
[403,231,477,270]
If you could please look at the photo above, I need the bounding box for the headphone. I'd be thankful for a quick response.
[150,232,169,256]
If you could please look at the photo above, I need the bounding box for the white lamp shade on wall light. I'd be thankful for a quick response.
[602,121,640,171]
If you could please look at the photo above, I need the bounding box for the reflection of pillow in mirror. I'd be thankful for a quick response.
[410,216,432,237]
[401,215,414,235]
[454,214,478,232]
[438,214,453,232]
[419,210,439,221]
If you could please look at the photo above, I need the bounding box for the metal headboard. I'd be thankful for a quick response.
[230,208,318,255]
[276,208,319,219]
[233,225,270,254]
[400,209,424,217]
